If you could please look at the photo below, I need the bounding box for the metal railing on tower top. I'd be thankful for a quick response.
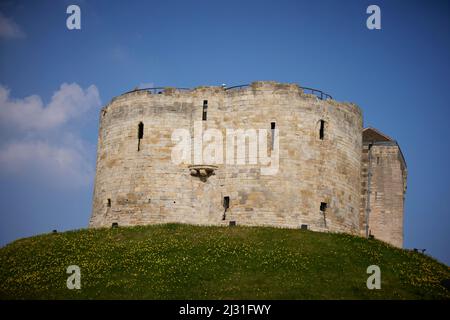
[225,84,332,100]
[125,84,333,100]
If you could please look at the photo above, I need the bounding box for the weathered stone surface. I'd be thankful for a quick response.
[360,128,407,247]
[89,81,406,247]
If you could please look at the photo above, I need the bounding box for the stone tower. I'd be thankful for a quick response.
[89,81,406,248]
[360,127,407,247]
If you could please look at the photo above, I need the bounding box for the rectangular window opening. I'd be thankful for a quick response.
[107,199,111,207]
[223,196,230,209]
[319,120,325,140]
[138,122,144,151]
[271,122,276,150]
[320,202,327,212]
[301,224,308,230]
[202,100,208,121]
[138,122,144,139]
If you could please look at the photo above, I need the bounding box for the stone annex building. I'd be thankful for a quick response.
[89,81,407,247]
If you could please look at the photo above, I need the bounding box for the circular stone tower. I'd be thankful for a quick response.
[90,81,362,234]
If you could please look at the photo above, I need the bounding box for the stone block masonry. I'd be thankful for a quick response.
[89,81,406,247]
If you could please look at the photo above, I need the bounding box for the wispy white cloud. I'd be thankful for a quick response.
[0,138,94,188]
[0,83,100,131]
[0,12,25,39]
[0,83,101,188]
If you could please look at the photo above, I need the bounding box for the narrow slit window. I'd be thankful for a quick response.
[138,122,144,151]
[107,199,111,207]
[223,196,230,209]
[319,120,325,140]
[222,196,230,221]
[377,157,380,165]
[320,202,327,212]
[138,122,144,139]
[202,100,208,121]
[271,122,276,150]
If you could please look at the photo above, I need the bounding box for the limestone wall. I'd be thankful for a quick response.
[360,141,407,247]
[90,81,363,234]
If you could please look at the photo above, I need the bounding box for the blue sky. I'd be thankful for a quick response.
[0,0,449,265]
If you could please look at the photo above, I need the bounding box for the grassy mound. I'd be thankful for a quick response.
[0,224,448,299]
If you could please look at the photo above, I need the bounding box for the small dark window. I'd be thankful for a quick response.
[319,120,325,140]
[107,199,111,207]
[137,122,144,151]
[138,122,144,139]
[301,224,308,230]
[271,122,276,150]
[202,100,208,121]
[377,157,380,165]
[112,222,118,228]
[223,196,230,209]
[320,202,327,212]
[229,221,236,227]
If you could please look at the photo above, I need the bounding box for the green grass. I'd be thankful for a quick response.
[0,223,449,299]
